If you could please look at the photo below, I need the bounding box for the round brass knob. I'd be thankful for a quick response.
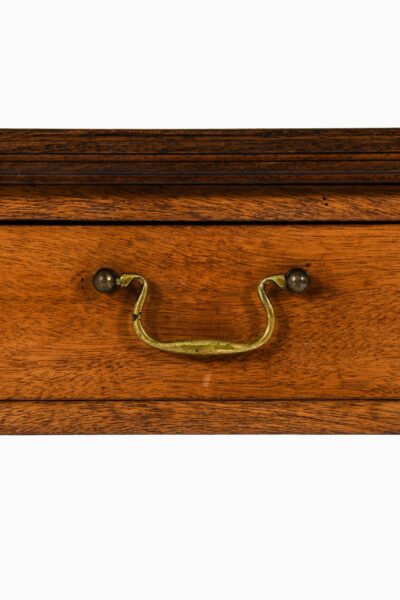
[285,268,309,293]
[92,268,118,293]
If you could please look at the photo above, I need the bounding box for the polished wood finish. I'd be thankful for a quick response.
[2,129,400,184]
[1,400,400,434]
[2,129,400,433]
[1,224,400,401]
[3,129,400,154]
[2,185,400,222]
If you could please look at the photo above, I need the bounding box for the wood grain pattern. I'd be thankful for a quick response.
[2,185,400,222]
[1,400,400,434]
[3,129,400,153]
[2,129,400,433]
[1,224,400,401]
[2,129,400,184]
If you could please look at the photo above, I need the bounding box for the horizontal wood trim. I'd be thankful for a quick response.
[2,161,400,185]
[2,129,400,154]
[2,129,400,184]
[1,400,399,434]
[2,185,400,221]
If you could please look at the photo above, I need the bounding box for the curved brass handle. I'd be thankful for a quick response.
[93,267,309,357]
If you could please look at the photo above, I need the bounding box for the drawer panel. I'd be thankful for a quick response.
[1,224,399,400]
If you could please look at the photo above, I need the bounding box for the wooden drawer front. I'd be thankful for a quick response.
[1,224,399,401]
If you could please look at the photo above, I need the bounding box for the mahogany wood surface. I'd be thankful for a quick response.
[0,400,399,434]
[2,129,400,184]
[2,185,400,222]
[1,224,400,402]
[2,129,400,433]
[3,129,400,154]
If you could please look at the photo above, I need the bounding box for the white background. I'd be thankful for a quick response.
[1,1,400,598]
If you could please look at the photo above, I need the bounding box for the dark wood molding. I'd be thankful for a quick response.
[2,129,400,184]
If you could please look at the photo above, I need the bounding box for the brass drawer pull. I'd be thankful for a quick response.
[93,267,309,356]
